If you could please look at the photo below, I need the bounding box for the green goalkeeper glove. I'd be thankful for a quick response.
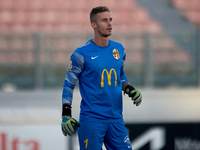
[125,85,142,106]
[61,104,80,136]
[61,116,80,136]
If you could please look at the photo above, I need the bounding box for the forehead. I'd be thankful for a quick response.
[96,11,112,20]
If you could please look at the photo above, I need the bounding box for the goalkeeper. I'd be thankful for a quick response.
[61,6,142,150]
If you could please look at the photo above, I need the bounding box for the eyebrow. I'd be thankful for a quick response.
[101,17,113,21]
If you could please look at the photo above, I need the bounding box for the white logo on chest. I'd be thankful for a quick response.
[91,56,99,59]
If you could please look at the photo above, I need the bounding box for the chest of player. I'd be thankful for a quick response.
[83,48,123,73]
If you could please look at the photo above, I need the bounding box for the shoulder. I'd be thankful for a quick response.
[77,40,93,51]
[109,39,125,56]
[72,40,92,56]
[109,39,124,49]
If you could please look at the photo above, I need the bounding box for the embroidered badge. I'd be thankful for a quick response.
[112,49,120,60]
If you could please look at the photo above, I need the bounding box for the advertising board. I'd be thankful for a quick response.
[0,125,67,150]
[126,123,200,150]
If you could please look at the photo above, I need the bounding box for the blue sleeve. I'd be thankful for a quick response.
[120,49,129,84]
[62,51,84,104]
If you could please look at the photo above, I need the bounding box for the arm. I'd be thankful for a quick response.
[62,52,84,105]
[121,49,142,106]
[61,51,84,136]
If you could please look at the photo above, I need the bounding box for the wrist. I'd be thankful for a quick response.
[62,104,72,117]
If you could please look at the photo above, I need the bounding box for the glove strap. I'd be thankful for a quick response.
[62,104,72,117]
[124,85,135,95]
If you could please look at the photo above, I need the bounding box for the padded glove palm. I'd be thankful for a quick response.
[61,116,80,136]
[129,90,142,106]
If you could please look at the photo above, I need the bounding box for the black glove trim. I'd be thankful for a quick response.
[62,104,72,117]
[124,85,135,95]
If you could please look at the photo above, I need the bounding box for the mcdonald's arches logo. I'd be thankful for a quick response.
[101,68,117,87]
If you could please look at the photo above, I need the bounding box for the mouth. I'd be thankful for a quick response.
[107,28,112,32]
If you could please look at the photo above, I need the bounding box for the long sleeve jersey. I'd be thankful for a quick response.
[62,39,129,123]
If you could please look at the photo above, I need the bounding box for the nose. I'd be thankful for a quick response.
[108,20,112,26]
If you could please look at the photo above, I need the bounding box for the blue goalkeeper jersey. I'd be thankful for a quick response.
[62,39,129,123]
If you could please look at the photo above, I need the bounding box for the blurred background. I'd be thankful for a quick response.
[0,0,200,149]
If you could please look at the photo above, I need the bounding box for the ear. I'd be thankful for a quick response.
[91,22,97,29]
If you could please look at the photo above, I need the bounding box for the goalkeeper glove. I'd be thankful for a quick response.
[125,85,142,106]
[61,104,80,136]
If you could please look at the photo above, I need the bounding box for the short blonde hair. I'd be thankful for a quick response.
[90,6,110,23]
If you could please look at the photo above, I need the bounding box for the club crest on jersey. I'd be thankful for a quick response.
[112,49,120,60]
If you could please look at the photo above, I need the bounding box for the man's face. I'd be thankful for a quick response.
[94,12,113,37]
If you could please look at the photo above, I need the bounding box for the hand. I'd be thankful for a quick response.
[129,89,142,106]
[61,116,80,136]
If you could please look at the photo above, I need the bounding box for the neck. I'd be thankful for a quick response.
[92,36,109,47]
